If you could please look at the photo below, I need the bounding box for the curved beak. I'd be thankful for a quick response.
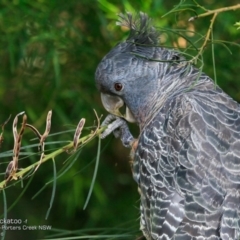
[101,93,136,123]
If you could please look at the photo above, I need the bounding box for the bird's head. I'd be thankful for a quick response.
[95,12,187,127]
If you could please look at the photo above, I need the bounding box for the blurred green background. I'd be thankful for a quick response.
[0,0,239,239]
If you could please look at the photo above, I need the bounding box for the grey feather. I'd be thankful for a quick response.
[95,12,240,240]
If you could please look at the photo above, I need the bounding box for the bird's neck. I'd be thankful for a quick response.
[133,64,213,130]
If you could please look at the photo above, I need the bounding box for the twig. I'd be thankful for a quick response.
[191,12,218,64]
[0,125,107,189]
[189,4,240,21]
[192,0,209,12]
[1,109,106,188]
[35,110,52,172]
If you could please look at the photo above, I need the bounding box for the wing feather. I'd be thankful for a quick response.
[135,87,240,239]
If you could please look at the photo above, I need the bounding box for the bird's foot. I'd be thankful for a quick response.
[101,114,135,148]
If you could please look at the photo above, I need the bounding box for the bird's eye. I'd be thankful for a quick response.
[114,83,123,91]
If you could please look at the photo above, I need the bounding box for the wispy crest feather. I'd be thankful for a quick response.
[116,12,160,46]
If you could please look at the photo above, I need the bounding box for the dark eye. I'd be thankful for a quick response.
[114,83,123,91]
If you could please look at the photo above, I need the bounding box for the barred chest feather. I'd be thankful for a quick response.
[131,92,240,239]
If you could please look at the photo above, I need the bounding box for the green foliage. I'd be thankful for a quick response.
[235,21,240,30]
[0,0,239,239]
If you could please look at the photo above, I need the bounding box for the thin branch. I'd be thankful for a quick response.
[192,0,209,12]
[191,12,218,64]
[34,110,52,172]
[189,4,240,21]
[0,125,107,189]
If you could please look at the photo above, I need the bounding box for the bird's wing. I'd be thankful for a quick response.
[134,88,240,239]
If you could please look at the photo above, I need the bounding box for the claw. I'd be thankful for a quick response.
[101,114,117,127]
[101,117,123,139]
[101,114,135,148]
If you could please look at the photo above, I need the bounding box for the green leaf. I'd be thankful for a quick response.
[234,21,240,30]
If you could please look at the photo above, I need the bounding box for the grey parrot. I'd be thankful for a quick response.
[95,12,240,240]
